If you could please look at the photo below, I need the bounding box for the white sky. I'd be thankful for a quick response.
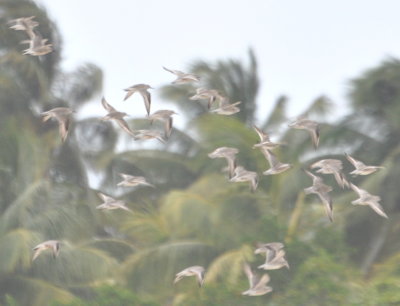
[36,0,400,125]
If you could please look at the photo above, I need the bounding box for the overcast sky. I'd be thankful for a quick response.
[36,0,400,124]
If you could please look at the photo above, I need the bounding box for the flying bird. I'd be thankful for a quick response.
[311,159,349,189]
[174,266,205,287]
[349,183,388,218]
[101,97,135,137]
[41,107,74,142]
[123,84,152,116]
[345,153,384,176]
[303,169,334,222]
[210,97,241,115]
[288,117,320,149]
[208,146,239,179]
[242,263,272,296]
[147,109,177,139]
[97,192,132,212]
[162,66,200,84]
[252,125,281,150]
[255,242,289,270]
[22,31,52,56]
[190,88,222,109]
[32,240,60,261]
[229,166,259,192]
[261,147,291,175]
[133,129,166,143]
[9,16,38,39]
[117,173,154,188]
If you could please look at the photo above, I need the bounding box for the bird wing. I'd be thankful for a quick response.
[116,118,135,137]
[254,273,270,290]
[97,192,114,203]
[58,117,70,142]
[140,90,151,116]
[243,263,256,288]
[261,147,278,167]
[368,200,388,219]
[101,97,116,112]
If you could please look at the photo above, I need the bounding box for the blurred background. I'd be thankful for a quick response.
[0,0,399,305]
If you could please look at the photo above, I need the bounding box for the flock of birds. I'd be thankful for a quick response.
[10,16,388,298]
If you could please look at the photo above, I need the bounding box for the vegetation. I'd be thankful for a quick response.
[0,1,399,305]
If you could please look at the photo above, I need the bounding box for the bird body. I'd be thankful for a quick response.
[163,66,200,84]
[345,153,384,176]
[304,170,334,222]
[117,173,154,188]
[242,263,272,296]
[123,84,152,116]
[32,240,60,261]
[208,147,239,178]
[349,183,388,218]
[229,166,258,191]
[97,192,132,212]
[289,117,320,149]
[41,107,74,142]
[174,266,205,287]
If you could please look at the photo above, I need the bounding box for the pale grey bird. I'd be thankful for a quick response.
[304,169,334,222]
[210,97,241,115]
[255,242,285,252]
[133,129,166,143]
[252,125,281,150]
[174,266,205,287]
[9,16,38,39]
[311,159,349,188]
[257,249,290,270]
[97,192,132,212]
[123,84,152,116]
[261,147,291,175]
[32,240,60,261]
[345,153,384,176]
[101,97,135,137]
[288,117,320,149]
[162,66,200,84]
[41,107,74,142]
[208,147,239,179]
[117,173,154,188]
[242,263,272,296]
[190,88,222,109]
[147,109,177,139]
[21,31,52,56]
[349,183,388,219]
[229,166,259,191]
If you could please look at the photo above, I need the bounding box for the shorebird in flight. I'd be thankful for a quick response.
[345,153,384,176]
[349,183,388,218]
[303,169,334,222]
[311,159,349,189]
[117,173,154,188]
[229,166,259,191]
[190,88,222,109]
[41,107,74,142]
[123,84,152,116]
[242,263,272,296]
[288,117,320,149]
[261,147,291,175]
[147,109,177,139]
[174,266,205,287]
[32,240,60,261]
[163,66,200,84]
[101,97,135,137]
[97,192,132,212]
[133,129,166,143]
[252,125,281,150]
[208,146,239,179]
